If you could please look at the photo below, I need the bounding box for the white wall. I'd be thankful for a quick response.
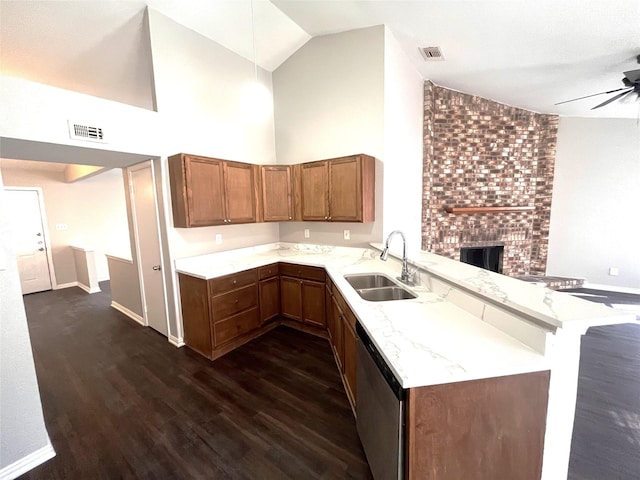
[0,74,162,160]
[272,26,423,249]
[0,171,54,477]
[547,117,640,289]
[147,9,279,261]
[273,26,385,247]
[382,28,424,252]
[1,167,131,285]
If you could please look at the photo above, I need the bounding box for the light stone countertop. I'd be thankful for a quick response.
[371,243,636,332]
[175,242,565,388]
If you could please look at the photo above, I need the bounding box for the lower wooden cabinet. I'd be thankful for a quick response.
[330,284,356,409]
[179,268,261,360]
[342,320,357,404]
[180,262,355,414]
[259,264,280,324]
[280,264,326,329]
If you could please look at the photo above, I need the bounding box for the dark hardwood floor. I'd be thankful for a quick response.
[18,282,640,479]
[19,282,372,479]
[568,322,640,480]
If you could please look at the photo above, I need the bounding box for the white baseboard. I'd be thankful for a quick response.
[0,442,55,480]
[53,281,77,290]
[110,301,145,326]
[169,334,185,347]
[76,282,101,294]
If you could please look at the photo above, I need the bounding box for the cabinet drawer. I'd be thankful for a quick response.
[279,263,325,282]
[258,263,279,280]
[213,308,259,347]
[209,269,257,296]
[211,284,257,319]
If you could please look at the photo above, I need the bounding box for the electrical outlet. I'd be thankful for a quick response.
[343,229,350,240]
[609,267,619,276]
[304,229,310,239]
[215,234,222,245]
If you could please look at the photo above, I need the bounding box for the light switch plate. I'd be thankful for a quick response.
[343,229,350,240]
[215,234,222,245]
[304,229,310,239]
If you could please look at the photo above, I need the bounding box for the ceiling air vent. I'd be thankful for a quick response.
[420,46,445,61]
[68,120,106,143]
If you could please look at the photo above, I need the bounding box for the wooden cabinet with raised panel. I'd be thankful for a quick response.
[260,165,293,221]
[300,161,329,221]
[178,268,261,360]
[299,154,375,223]
[331,282,357,408]
[258,264,280,324]
[168,153,257,227]
[279,263,326,329]
[224,161,257,224]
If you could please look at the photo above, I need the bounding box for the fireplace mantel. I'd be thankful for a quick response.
[444,206,535,214]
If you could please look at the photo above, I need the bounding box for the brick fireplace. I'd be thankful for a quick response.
[421,82,558,276]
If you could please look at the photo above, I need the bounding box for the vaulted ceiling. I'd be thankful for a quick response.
[1,0,639,119]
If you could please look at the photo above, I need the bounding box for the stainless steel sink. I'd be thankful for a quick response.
[344,273,397,290]
[357,286,417,302]
[344,273,417,302]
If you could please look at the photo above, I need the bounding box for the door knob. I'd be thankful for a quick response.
[152,265,161,271]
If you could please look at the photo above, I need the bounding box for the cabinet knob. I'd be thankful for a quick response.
[233,280,237,284]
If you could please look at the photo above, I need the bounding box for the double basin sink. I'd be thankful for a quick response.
[344,273,417,302]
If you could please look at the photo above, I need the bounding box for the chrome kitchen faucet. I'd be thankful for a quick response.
[380,230,415,286]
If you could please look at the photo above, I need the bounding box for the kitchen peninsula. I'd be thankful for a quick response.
[175,242,634,480]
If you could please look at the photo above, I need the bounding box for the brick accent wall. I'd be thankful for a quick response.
[421,82,558,276]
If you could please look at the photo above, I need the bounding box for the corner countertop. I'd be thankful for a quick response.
[174,243,633,389]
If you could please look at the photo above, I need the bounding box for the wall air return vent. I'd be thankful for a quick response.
[68,120,106,143]
[420,46,445,61]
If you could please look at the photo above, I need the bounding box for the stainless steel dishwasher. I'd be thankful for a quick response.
[356,322,406,480]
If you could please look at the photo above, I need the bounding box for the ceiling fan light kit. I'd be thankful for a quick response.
[555,55,640,110]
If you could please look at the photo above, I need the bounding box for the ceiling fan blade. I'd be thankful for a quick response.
[591,89,634,110]
[623,68,640,84]
[555,87,630,105]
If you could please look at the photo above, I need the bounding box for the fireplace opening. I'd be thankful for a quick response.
[460,245,504,273]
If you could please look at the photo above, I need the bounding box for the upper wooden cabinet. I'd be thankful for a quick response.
[300,161,329,221]
[169,152,374,227]
[168,153,257,228]
[260,165,293,222]
[300,154,375,223]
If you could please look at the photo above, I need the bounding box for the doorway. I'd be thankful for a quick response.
[128,161,169,336]
[3,187,54,294]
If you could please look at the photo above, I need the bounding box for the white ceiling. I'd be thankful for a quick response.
[1,0,639,119]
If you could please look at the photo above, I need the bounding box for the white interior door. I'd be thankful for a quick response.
[4,188,53,294]
[129,162,168,336]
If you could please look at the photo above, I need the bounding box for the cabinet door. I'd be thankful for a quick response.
[259,277,280,324]
[329,156,361,222]
[301,280,326,328]
[261,165,293,221]
[301,161,329,221]
[331,295,344,370]
[224,161,256,224]
[343,320,357,403]
[185,156,226,226]
[280,276,302,321]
